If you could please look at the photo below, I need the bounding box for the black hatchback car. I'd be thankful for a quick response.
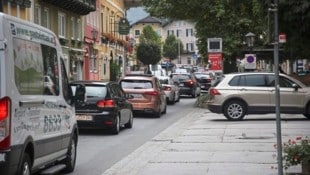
[171,73,199,98]
[70,81,133,134]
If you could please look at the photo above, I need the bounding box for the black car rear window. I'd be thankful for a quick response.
[71,85,107,98]
[172,74,191,81]
[120,80,153,89]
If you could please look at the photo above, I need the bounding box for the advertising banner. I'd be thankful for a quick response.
[208,53,223,71]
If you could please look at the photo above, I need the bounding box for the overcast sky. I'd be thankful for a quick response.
[126,7,149,24]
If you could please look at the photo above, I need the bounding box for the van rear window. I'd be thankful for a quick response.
[13,38,59,95]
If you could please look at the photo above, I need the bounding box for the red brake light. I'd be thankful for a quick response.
[144,91,159,96]
[0,97,11,150]
[209,88,221,95]
[96,100,115,108]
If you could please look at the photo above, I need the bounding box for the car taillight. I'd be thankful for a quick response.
[185,80,195,86]
[96,100,115,108]
[164,86,171,91]
[209,88,221,95]
[0,97,11,150]
[144,91,159,96]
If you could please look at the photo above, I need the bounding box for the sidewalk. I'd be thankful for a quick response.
[102,108,310,175]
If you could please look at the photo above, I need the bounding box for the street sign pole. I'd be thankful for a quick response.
[272,1,284,174]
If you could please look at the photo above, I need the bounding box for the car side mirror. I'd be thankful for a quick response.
[292,83,299,91]
[75,84,86,105]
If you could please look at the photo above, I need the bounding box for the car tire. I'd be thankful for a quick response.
[191,89,196,98]
[18,152,31,175]
[154,108,161,118]
[111,115,120,134]
[176,93,180,102]
[162,104,167,114]
[125,111,133,128]
[61,133,77,173]
[303,104,310,119]
[170,93,175,105]
[223,100,246,121]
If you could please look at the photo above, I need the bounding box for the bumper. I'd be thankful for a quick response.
[0,148,21,175]
[207,104,222,113]
[76,113,116,129]
[179,87,194,95]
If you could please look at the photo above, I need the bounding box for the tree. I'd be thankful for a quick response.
[163,35,183,60]
[142,0,267,63]
[136,25,162,65]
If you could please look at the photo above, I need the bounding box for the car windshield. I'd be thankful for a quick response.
[120,80,153,89]
[159,79,169,84]
[71,85,107,98]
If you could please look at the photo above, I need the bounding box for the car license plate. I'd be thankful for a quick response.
[131,94,143,98]
[201,85,205,88]
[76,115,93,121]
[179,83,184,86]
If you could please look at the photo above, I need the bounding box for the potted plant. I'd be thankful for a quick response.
[282,136,310,173]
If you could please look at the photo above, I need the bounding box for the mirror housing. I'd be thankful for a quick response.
[74,84,86,105]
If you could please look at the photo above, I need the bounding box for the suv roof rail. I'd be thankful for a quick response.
[125,74,154,77]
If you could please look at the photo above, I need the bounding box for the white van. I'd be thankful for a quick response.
[0,13,85,175]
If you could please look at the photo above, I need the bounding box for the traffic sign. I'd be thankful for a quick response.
[244,54,256,69]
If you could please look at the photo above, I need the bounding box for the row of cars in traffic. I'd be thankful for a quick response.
[69,70,216,135]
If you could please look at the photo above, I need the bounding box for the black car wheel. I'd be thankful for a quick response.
[223,100,246,121]
[125,111,133,128]
[111,115,120,134]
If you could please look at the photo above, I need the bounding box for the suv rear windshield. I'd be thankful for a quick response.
[120,80,153,89]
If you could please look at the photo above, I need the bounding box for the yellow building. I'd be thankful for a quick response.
[97,0,128,80]
[2,0,31,20]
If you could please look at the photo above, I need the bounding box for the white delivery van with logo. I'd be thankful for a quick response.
[0,13,85,175]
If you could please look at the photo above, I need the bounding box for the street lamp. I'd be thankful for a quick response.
[245,32,255,50]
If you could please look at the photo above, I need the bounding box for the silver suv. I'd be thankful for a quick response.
[207,72,310,120]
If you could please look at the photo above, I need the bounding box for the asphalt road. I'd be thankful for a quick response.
[66,97,197,175]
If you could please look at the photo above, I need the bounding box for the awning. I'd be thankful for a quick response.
[70,48,86,52]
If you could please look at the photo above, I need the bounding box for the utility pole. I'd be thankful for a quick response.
[270,0,283,174]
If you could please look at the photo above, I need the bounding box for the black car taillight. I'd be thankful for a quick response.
[185,80,195,87]
[97,100,115,108]
[0,97,11,150]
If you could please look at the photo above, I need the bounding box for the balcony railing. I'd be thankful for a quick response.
[41,0,96,15]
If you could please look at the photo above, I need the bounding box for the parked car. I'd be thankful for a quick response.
[70,81,133,134]
[194,72,213,93]
[171,73,200,98]
[158,75,180,104]
[207,72,310,121]
[119,74,167,117]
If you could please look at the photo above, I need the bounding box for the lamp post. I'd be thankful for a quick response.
[245,32,255,51]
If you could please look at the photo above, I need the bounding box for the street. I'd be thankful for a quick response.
[67,97,197,175]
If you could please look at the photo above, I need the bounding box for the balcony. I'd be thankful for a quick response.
[124,0,142,8]
[41,0,96,15]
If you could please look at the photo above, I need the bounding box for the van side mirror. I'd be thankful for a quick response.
[75,84,86,105]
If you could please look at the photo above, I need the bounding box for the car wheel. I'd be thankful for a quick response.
[125,111,133,128]
[176,93,180,102]
[223,100,246,121]
[61,133,77,173]
[303,104,310,119]
[170,93,175,105]
[111,115,120,134]
[18,153,31,175]
[191,89,196,98]
[162,103,167,114]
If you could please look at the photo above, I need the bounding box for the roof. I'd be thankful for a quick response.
[131,15,163,26]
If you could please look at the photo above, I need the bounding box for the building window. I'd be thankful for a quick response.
[186,28,193,37]
[176,29,182,37]
[186,43,194,52]
[167,30,174,36]
[34,5,41,25]
[58,12,66,38]
[135,30,140,37]
[90,50,97,71]
[77,19,81,40]
[71,17,75,40]
[42,8,49,29]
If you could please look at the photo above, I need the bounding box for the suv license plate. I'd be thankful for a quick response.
[179,83,184,86]
[76,115,93,121]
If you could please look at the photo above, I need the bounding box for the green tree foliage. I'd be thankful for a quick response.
[142,0,266,61]
[278,0,310,58]
[136,25,162,65]
[163,35,183,60]
[136,42,161,65]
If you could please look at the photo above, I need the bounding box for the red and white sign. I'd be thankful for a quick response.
[208,53,223,71]
[279,33,286,43]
